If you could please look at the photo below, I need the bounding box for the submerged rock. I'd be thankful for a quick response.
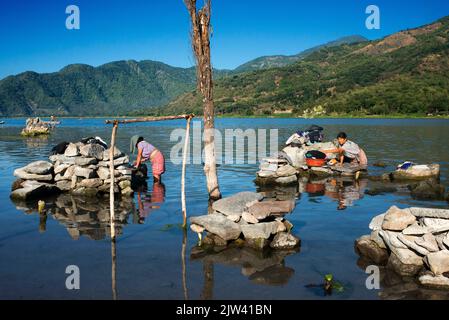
[419,273,449,289]
[270,232,300,250]
[10,181,60,200]
[424,250,449,275]
[409,179,446,200]
[387,249,424,277]
[355,235,389,265]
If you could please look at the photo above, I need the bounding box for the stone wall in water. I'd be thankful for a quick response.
[10,139,134,200]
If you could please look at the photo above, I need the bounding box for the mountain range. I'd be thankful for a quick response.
[1,15,449,117]
[157,15,449,117]
[0,35,367,116]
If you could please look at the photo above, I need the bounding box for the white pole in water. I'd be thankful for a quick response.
[109,121,118,239]
[181,115,192,228]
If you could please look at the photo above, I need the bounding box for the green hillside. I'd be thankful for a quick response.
[233,35,367,73]
[155,16,449,117]
[0,60,208,116]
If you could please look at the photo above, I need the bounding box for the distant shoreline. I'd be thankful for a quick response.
[2,114,449,120]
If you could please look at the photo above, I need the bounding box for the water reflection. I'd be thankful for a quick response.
[11,194,136,240]
[136,182,166,224]
[191,245,298,294]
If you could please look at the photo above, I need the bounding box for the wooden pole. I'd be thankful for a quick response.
[105,114,194,124]
[181,115,192,228]
[181,228,189,300]
[111,238,117,300]
[109,121,118,240]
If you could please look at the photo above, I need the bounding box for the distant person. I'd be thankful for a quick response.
[324,132,368,166]
[130,135,165,182]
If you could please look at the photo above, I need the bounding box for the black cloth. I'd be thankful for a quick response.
[50,142,69,155]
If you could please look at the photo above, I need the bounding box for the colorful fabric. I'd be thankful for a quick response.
[151,150,165,176]
[138,141,156,160]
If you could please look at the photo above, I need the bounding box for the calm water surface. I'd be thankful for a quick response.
[0,118,448,300]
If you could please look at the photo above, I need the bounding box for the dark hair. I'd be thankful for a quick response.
[136,136,144,148]
[337,132,347,139]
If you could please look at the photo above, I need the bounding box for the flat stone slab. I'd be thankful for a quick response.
[10,181,60,200]
[22,161,53,175]
[190,214,241,241]
[212,192,263,216]
[49,155,97,166]
[14,168,53,181]
[419,274,449,289]
[247,200,295,220]
[241,221,278,240]
[409,207,449,219]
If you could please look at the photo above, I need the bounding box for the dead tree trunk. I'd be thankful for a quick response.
[184,0,221,200]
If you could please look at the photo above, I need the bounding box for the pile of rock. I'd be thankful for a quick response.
[256,141,365,186]
[355,205,449,289]
[21,117,50,136]
[11,139,134,200]
[190,191,300,250]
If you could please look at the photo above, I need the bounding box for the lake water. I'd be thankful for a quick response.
[0,117,448,300]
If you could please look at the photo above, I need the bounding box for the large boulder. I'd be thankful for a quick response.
[409,207,449,219]
[240,221,278,239]
[22,161,53,175]
[355,235,389,265]
[64,143,79,157]
[381,206,416,231]
[78,178,103,188]
[275,164,297,177]
[73,166,95,179]
[247,200,295,220]
[409,179,446,200]
[270,232,300,250]
[190,214,241,241]
[274,175,298,185]
[392,164,440,180]
[13,168,53,181]
[415,233,440,252]
[103,146,123,161]
[369,213,385,231]
[212,192,263,216]
[419,273,449,289]
[424,250,449,275]
[387,248,424,277]
[397,234,429,256]
[10,181,60,200]
[80,143,105,160]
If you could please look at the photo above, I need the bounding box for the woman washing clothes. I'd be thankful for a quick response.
[130,135,165,182]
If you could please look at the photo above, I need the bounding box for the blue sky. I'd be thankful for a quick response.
[0,0,448,79]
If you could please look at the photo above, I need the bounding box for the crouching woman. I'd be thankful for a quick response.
[131,136,165,182]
